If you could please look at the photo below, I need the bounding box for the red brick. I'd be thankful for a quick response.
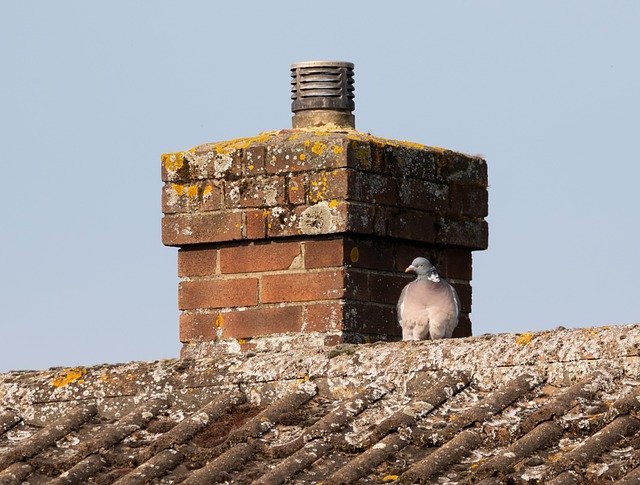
[267,206,301,238]
[245,209,266,240]
[179,313,219,342]
[220,306,303,338]
[266,202,374,238]
[346,140,373,172]
[308,169,349,204]
[435,153,487,187]
[224,176,286,208]
[387,210,437,243]
[178,278,258,310]
[244,145,265,174]
[304,238,345,269]
[178,248,217,277]
[261,270,345,303]
[383,145,437,180]
[399,179,448,213]
[303,302,344,332]
[451,282,472,313]
[449,185,489,218]
[343,301,399,336]
[265,146,306,174]
[219,241,301,273]
[265,136,348,174]
[443,249,472,280]
[344,270,370,301]
[162,212,243,246]
[345,238,395,271]
[201,183,224,211]
[161,151,190,182]
[368,272,412,305]
[436,219,488,250]
[452,313,471,338]
[288,174,307,205]
[161,182,223,214]
[163,147,244,182]
[202,148,243,180]
[323,334,343,346]
[344,202,376,234]
[373,207,390,237]
[352,172,398,206]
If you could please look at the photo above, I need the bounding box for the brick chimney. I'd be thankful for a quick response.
[161,61,488,356]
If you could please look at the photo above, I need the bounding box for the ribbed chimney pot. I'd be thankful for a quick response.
[291,60,355,129]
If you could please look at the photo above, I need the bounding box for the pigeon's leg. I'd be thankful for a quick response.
[401,324,414,341]
[429,324,446,340]
[413,323,430,341]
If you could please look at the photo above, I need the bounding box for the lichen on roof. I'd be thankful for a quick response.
[2,324,639,483]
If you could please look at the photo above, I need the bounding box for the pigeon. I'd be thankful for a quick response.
[397,257,460,340]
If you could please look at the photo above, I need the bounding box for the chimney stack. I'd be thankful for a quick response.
[161,61,488,356]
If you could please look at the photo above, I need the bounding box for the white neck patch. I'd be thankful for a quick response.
[427,273,440,283]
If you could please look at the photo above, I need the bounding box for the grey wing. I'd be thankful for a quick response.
[447,281,461,337]
[397,284,409,327]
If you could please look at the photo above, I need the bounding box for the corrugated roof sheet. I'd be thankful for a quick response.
[1,324,640,484]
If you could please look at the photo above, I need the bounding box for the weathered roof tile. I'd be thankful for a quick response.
[2,324,640,483]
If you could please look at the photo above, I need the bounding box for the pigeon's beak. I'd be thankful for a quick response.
[405,265,416,273]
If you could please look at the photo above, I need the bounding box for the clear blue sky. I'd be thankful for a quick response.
[1,1,639,371]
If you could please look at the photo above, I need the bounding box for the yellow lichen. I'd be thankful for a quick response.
[186,185,198,199]
[262,209,270,217]
[311,141,326,155]
[299,153,307,161]
[516,333,534,345]
[331,145,344,155]
[382,475,399,482]
[52,368,85,388]
[237,338,247,345]
[548,452,564,462]
[215,314,224,328]
[172,184,184,195]
[328,199,339,208]
[248,164,255,171]
[304,139,311,148]
[162,152,184,172]
[346,132,428,151]
[202,185,213,197]
[209,131,278,154]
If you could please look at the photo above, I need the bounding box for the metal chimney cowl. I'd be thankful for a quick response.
[290,60,355,130]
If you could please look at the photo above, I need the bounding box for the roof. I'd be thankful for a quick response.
[1,324,640,484]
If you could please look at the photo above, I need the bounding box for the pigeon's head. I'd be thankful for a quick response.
[405,257,438,278]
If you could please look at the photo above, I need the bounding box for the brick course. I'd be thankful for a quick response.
[261,270,345,303]
[219,241,300,273]
[178,278,258,310]
[178,248,217,277]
